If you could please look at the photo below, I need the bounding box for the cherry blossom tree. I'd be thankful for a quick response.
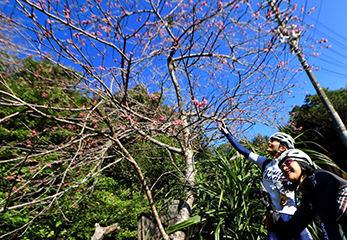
[0,0,325,239]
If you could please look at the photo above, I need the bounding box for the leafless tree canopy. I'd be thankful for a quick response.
[0,0,317,239]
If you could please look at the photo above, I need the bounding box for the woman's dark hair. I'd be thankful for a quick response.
[298,162,315,175]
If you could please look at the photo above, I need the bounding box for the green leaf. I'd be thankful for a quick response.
[167,215,202,234]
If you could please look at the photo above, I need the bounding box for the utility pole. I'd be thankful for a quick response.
[267,0,347,150]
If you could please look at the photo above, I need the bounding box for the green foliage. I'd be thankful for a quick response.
[289,87,347,171]
[109,84,186,205]
[0,57,91,212]
[64,177,149,240]
[171,150,266,239]
[0,56,189,239]
[0,57,89,158]
[0,55,191,240]
[1,176,149,240]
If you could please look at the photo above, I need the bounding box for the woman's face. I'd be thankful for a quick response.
[280,159,302,182]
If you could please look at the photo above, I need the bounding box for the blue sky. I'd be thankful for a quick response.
[251,0,347,137]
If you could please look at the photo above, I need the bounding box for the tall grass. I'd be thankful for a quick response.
[169,150,267,239]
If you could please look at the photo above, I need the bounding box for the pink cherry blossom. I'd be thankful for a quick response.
[173,120,183,125]
[150,93,160,99]
[192,99,199,107]
[29,130,37,137]
[199,98,207,106]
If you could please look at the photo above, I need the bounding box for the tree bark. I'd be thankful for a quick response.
[169,147,195,240]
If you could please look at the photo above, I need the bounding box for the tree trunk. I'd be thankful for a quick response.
[170,148,195,240]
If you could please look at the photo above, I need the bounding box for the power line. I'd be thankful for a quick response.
[319,67,347,80]
[314,56,347,69]
[307,26,347,52]
[306,14,347,43]
[311,0,323,39]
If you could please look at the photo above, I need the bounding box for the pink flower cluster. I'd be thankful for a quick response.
[173,120,183,125]
[5,175,15,180]
[150,93,160,99]
[192,98,207,107]
[29,130,37,137]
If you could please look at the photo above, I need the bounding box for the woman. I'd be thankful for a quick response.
[218,121,312,240]
[266,149,347,240]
